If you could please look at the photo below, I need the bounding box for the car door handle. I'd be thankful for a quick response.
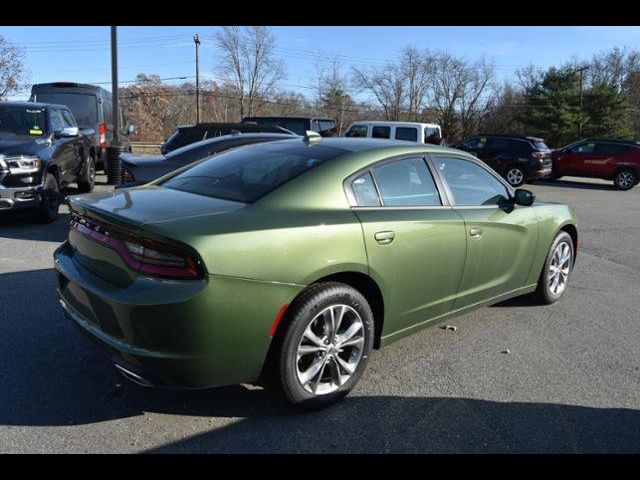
[374,231,395,245]
[469,227,483,239]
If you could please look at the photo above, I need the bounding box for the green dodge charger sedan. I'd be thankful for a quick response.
[54,135,578,408]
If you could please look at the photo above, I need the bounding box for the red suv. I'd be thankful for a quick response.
[551,138,640,190]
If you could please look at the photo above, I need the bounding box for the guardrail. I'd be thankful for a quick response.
[129,142,163,155]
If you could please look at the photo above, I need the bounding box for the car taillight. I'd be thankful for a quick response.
[98,123,107,147]
[70,214,203,279]
[532,151,549,160]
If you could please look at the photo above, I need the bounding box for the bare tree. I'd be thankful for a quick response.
[0,35,28,100]
[352,62,405,121]
[400,47,435,121]
[314,56,356,133]
[214,26,285,120]
[459,57,496,137]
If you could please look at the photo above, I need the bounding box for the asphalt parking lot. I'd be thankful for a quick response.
[1,174,639,453]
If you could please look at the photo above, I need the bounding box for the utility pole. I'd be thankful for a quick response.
[106,26,124,185]
[577,65,589,135]
[194,33,201,124]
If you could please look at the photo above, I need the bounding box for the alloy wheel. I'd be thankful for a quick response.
[548,241,572,295]
[295,304,365,395]
[506,168,524,186]
[615,171,635,190]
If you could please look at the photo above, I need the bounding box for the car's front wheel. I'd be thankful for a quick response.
[535,231,574,304]
[274,282,374,409]
[505,165,526,187]
[38,172,61,223]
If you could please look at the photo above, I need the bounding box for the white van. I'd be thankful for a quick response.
[344,121,443,144]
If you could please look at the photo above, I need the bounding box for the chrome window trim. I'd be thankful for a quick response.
[343,152,450,208]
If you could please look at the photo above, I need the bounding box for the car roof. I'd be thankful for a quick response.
[0,101,67,110]
[472,133,545,142]
[31,82,107,93]
[258,136,455,154]
[349,120,439,128]
[243,116,335,121]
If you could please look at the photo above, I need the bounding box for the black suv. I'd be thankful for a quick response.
[454,134,552,187]
[161,122,291,154]
[0,102,94,222]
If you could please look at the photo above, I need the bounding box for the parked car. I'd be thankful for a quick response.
[453,134,552,187]
[161,123,293,155]
[344,121,444,145]
[0,102,95,221]
[55,136,578,408]
[551,138,640,190]
[243,116,337,137]
[29,82,133,172]
[119,132,297,187]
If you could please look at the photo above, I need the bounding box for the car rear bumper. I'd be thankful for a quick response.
[529,165,552,179]
[0,185,44,211]
[54,240,302,389]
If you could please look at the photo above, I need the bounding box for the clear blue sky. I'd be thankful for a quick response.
[3,26,640,101]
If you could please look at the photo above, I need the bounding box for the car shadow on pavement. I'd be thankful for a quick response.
[2,269,640,453]
[535,179,616,191]
[0,213,70,243]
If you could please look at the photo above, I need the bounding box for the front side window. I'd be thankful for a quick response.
[568,142,595,154]
[60,110,77,128]
[372,126,390,139]
[49,109,65,132]
[395,127,418,142]
[372,157,441,206]
[461,136,486,149]
[434,156,509,206]
[345,125,368,137]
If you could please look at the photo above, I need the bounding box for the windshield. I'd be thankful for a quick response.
[0,105,47,137]
[162,141,346,203]
[33,93,98,126]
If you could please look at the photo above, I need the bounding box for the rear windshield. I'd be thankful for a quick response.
[162,141,347,203]
[32,93,98,126]
[245,118,309,136]
[532,140,549,150]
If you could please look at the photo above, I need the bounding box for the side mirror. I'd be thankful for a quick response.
[55,126,79,138]
[513,188,535,206]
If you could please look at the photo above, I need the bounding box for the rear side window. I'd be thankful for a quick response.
[372,157,441,206]
[351,172,380,206]
[162,142,347,203]
[487,137,521,151]
[345,125,368,137]
[533,140,549,150]
[372,126,390,139]
[395,127,418,142]
[595,142,630,154]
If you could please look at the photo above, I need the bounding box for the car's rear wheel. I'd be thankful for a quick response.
[505,165,526,187]
[613,168,637,190]
[38,172,61,223]
[274,282,374,409]
[77,154,96,193]
[535,231,574,304]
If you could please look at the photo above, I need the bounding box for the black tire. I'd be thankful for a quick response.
[534,231,574,304]
[504,165,526,187]
[272,282,374,410]
[38,173,61,223]
[613,168,637,190]
[77,154,96,193]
